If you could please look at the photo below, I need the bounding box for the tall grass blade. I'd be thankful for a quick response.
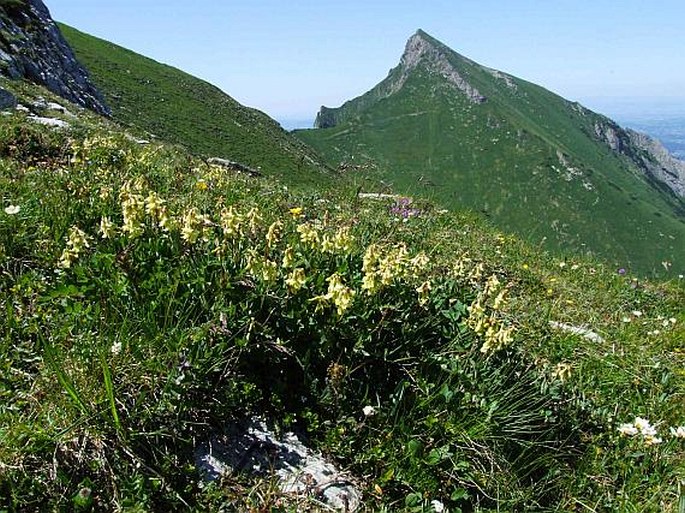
[100,351,121,432]
[41,335,88,415]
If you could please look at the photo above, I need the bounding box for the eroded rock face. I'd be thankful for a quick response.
[0,0,110,115]
[626,129,685,198]
[594,118,685,198]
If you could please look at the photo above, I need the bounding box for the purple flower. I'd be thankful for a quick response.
[390,198,421,219]
[617,268,626,276]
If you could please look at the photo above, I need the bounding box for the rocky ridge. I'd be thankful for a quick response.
[0,0,109,115]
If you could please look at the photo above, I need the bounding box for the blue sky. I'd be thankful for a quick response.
[46,0,685,125]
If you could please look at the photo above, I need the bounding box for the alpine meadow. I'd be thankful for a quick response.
[1,2,684,512]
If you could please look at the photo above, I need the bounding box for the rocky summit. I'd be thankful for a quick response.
[0,0,109,115]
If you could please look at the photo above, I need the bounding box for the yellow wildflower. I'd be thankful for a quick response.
[200,213,214,243]
[320,233,335,253]
[289,207,303,218]
[261,259,278,283]
[158,207,175,231]
[296,222,320,247]
[309,294,329,313]
[220,206,243,238]
[246,207,262,235]
[99,216,116,239]
[181,208,202,244]
[469,262,485,282]
[416,280,432,306]
[484,274,501,296]
[266,220,283,247]
[361,272,379,295]
[410,252,430,271]
[145,192,166,221]
[245,249,261,277]
[285,268,307,292]
[493,288,508,310]
[326,273,355,316]
[362,244,380,274]
[282,245,296,268]
[58,226,90,268]
[196,178,208,191]
[332,226,354,254]
[119,181,146,232]
[552,363,572,382]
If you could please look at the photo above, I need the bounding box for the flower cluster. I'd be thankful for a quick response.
[618,417,662,446]
[119,181,146,237]
[361,243,430,295]
[245,249,278,284]
[466,273,515,354]
[552,362,572,382]
[311,273,356,316]
[59,226,90,268]
[220,206,243,239]
[181,207,212,244]
[390,197,421,220]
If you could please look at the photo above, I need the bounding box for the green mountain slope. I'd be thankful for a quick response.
[59,24,331,185]
[296,30,685,276]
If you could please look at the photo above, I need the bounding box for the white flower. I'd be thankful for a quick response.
[633,417,657,436]
[431,499,446,512]
[110,341,122,355]
[362,405,376,417]
[618,423,638,436]
[643,435,662,446]
[4,204,20,215]
[631,310,643,317]
[670,426,685,439]
[621,317,631,323]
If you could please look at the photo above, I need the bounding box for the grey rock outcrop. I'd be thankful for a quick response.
[0,85,16,109]
[594,118,685,198]
[196,417,361,511]
[626,129,685,198]
[0,0,110,115]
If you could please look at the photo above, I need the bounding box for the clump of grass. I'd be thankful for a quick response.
[1,110,683,512]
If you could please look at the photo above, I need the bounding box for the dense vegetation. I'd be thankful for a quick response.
[1,82,684,511]
[58,24,332,186]
[296,31,685,277]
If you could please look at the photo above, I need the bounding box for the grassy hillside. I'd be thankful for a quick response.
[1,83,684,511]
[296,31,685,277]
[58,24,332,185]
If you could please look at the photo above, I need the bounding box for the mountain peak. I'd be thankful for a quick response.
[313,30,486,129]
[397,30,486,104]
